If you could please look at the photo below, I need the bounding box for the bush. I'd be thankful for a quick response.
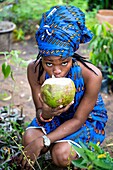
[72,142,113,170]
[87,0,113,11]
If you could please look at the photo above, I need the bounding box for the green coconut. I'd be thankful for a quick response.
[41,77,76,108]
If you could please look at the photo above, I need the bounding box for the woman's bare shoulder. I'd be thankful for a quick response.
[27,60,37,73]
[78,61,102,83]
[27,60,45,86]
[27,61,38,81]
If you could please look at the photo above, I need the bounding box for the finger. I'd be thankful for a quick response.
[53,100,74,114]
[20,163,25,170]
[26,165,32,170]
[70,100,74,105]
[51,105,65,115]
[65,100,74,109]
[50,104,63,113]
[21,158,27,169]
[50,108,60,115]
[38,93,43,103]
[60,100,74,112]
[59,105,64,109]
[51,107,56,112]
[55,105,64,112]
[57,112,62,116]
[26,158,35,170]
[21,150,29,168]
[25,161,34,170]
[39,93,50,108]
[17,154,23,164]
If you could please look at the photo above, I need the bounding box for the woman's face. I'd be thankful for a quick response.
[42,56,72,78]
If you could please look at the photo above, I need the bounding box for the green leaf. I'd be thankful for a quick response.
[11,71,15,81]
[85,149,96,162]
[72,144,89,161]
[72,157,87,169]
[92,24,98,34]
[2,63,11,79]
[96,24,102,36]
[94,158,113,169]
[104,22,112,29]
[102,23,107,36]
[108,75,113,80]
[89,142,104,154]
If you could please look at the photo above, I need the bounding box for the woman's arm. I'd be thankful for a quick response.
[27,61,63,119]
[27,61,43,111]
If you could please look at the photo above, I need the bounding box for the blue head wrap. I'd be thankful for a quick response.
[35,5,93,58]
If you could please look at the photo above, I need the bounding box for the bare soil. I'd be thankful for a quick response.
[0,37,113,162]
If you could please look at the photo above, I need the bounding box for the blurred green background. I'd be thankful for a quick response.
[0,0,112,40]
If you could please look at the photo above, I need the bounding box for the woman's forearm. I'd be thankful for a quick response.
[47,118,83,143]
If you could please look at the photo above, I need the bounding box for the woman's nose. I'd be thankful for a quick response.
[53,66,61,76]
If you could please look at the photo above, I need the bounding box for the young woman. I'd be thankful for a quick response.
[19,5,108,169]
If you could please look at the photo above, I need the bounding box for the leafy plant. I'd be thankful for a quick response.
[0,50,28,80]
[85,8,98,29]
[0,105,30,169]
[0,50,28,101]
[0,117,56,170]
[13,28,25,41]
[88,22,113,93]
[0,121,25,169]
[87,0,113,11]
[89,22,113,73]
[72,142,113,170]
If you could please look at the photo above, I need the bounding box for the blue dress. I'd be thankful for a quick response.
[28,59,108,147]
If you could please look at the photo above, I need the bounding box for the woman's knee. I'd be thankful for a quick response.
[51,142,77,167]
[22,128,44,147]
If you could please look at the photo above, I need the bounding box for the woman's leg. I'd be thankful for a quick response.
[51,142,78,168]
[22,128,44,146]
[22,128,48,154]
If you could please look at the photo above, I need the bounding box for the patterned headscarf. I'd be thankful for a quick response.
[35,5,93,58]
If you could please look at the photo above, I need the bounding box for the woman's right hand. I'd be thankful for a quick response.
[38,93,74,119]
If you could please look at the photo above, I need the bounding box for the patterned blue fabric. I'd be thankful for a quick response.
[35,5,93,58]
[28,59,108,146]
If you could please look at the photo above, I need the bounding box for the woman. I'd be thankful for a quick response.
[20,5,108,169]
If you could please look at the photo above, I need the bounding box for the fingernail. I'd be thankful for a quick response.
[72,100,74,104]
[60,105,63,108]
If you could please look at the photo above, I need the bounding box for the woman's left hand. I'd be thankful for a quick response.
[17,136,44,169]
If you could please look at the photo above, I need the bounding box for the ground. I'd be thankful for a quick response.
[0,37,113,168]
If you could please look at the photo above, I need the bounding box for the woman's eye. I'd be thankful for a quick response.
[46,63,52,67]
[62,62,68,66]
